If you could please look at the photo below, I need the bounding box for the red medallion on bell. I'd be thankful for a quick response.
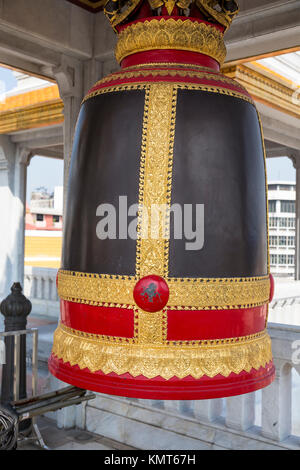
[133,275,169,312]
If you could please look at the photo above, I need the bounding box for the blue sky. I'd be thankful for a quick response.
[27,156,64,201]
[266,157,295,182]
[0,67,17,93]
[0,66,296,201]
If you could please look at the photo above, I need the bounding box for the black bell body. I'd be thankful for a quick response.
[49,16,275,399]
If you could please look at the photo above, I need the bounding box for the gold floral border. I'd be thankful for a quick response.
[123,62,214,70]
[57,269,270,311]
[135,83,177,343]
[115,18,227,65]
[52,323,273,379]
[136,84,177,279]
[92,68,245,90]
[57,270,136,308]
[82,82,254,107]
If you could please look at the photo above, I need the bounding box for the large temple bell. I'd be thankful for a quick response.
[48,0,275,399]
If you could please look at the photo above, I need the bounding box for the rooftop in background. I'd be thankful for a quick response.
[5,71,53,97]
[268,181,296,186]
[29,186,63,216]
[0,67,63,133]
[255,51,300,87]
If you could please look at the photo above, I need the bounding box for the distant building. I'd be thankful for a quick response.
[25,186,63,268]
[24,181,297,273]
[268,181,296,277]
[26,186,63,230]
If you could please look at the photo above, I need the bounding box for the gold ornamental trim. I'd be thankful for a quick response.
[103,1,238,31]
[83,83,254,107]
[167,276,270,310]
[195,0,239,31]
[93,68,243,89]
[57,270,136,308]
[104,0,141,30]
[115,18,227,65]
[52,323,273,379]
[223,63,300,121]
[123,62,214,70]
[57,270,270,311]
[0,101,64,134]
[136,84,177,279]
[135,83,177,343]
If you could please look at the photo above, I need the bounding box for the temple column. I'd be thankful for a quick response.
[53,56,84,211]
[291,155,300,280]
[0,136,30,326]
[54,56,109,211]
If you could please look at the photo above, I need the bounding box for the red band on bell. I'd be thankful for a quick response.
[61,300,135,338]
[121,50,221,71]
[61,299,268,341]
[167,305,268,341]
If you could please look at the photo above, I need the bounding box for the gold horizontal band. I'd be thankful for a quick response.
[57,270,136,308]
[123,62,214,70]
[52,323,272,379]
[115,18,227,65]
[83,82,253,107]
[57,270,270,310]
[93,68,242,89]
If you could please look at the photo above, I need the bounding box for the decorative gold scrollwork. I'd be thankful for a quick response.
[115,18,227,65]
[52,323,272,379]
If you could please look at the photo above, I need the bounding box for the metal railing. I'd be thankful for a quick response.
[0,328,95,450]
[0,328,39,402]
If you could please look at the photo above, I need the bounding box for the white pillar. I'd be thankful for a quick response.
[261,360,292,441]
[293,158,300,280]
[194,399,223,424]
[225,393,255,431]
[0,137,29,316]
[164,400,181,413]
[54,56,116,212]
[53,56,84,212]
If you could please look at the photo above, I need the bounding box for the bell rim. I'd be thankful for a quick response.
[48,354,275,400]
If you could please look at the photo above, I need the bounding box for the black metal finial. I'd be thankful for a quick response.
[0,283,31,329]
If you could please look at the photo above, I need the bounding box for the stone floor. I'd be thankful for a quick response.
[17,416,137,450]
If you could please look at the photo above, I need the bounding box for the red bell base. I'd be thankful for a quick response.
[48,354,275,400]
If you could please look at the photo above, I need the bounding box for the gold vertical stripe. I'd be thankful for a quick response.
[136,83,177,344]
[136,83,177,278]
